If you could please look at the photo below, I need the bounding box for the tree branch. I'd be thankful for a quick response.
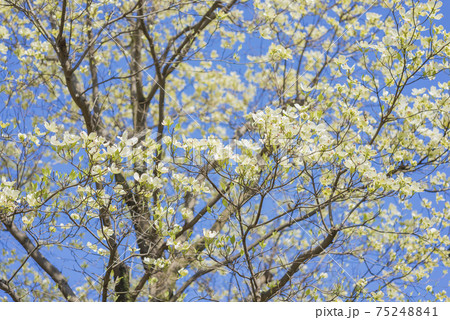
[1,219,78,301]
[259,228,338,301]
[0,279,21,302]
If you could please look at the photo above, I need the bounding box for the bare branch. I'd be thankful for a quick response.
[1,219,78,302]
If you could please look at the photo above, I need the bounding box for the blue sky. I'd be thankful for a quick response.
[1,0,450,302]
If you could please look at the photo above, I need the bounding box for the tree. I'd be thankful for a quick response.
[0,0,450,302]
